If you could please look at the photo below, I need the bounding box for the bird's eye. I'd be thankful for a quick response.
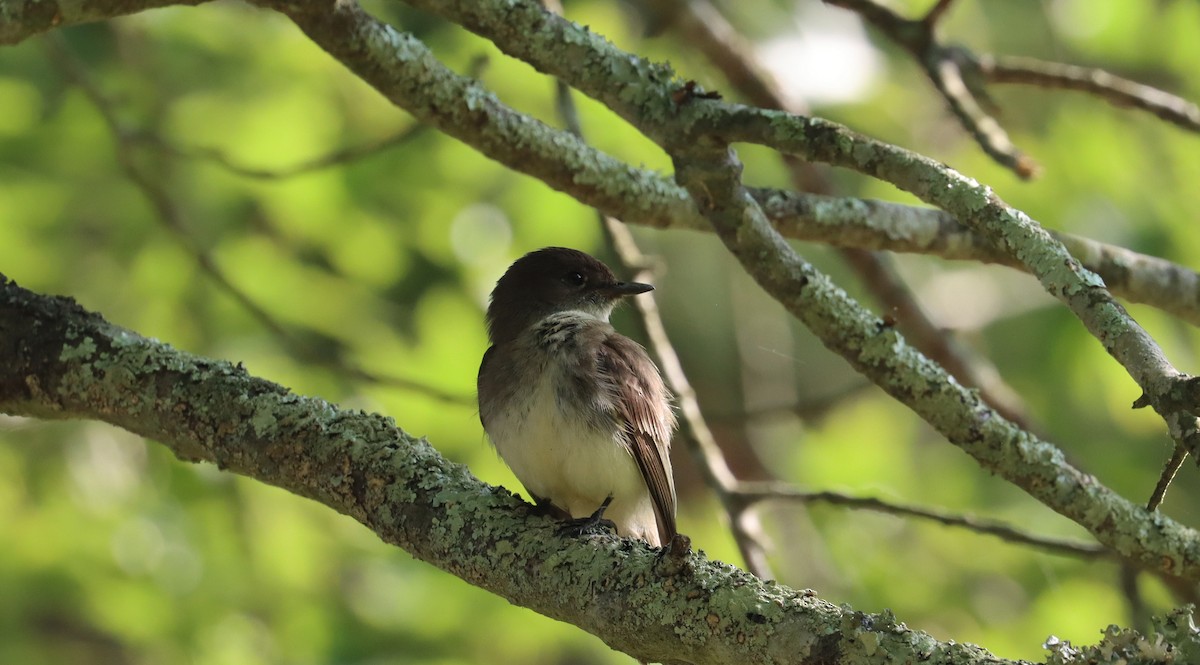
[563,272,586,287]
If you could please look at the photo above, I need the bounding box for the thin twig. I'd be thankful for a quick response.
[929,55,1040,178]
[829,0,1200,174]
[1147,443,1188,511]
[825,0,1038,178]
[731,483,1111,560]
[976,54,1200,133]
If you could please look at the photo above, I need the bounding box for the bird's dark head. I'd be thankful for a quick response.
[486,247,652,345]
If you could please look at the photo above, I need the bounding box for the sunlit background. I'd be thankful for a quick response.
[3,0,1200,662]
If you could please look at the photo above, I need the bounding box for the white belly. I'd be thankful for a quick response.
[487,370,660,543]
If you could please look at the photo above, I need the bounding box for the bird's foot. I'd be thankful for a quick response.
[557,496,617,538]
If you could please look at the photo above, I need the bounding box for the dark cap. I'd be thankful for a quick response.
[486,247,652,344]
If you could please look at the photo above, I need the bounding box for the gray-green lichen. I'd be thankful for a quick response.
[1045,607,1200,665]
[59,334,96,361]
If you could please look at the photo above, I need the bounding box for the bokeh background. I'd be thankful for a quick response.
[3,0,1200,662]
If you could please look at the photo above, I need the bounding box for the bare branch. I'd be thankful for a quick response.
[718,110,1190,433]
[754,189,1200,327]
[826,0,1200,175]
[825,0,1038,177]
[928,54,1040,178]
[976,54,1200,133]
[731,483,1110,560]
[1149,444,1190,512]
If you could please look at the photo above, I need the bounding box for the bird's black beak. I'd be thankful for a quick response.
[606,281,654,297]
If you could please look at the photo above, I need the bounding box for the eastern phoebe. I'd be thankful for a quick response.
[478,247,677,547]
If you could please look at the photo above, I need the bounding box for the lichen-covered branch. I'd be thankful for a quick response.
[5,0,1200,661]
[0,274,1032,665]
[751,192,1200,327]
[665,137,1200,579]
[0,0,208,44]
[713,110,1196,444]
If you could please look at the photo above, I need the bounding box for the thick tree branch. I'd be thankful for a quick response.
[0,0,209,43]
[0,274,1035,665]
[752,189,1200,327]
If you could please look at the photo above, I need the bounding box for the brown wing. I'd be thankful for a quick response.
[598,334,677,545]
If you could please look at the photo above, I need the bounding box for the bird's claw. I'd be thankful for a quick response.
[557,514,618,538]
[557,496,616,538]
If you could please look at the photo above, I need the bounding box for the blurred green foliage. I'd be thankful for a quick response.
[2,0,1200,663]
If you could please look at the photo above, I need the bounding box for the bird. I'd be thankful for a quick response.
[477,247,677,546]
